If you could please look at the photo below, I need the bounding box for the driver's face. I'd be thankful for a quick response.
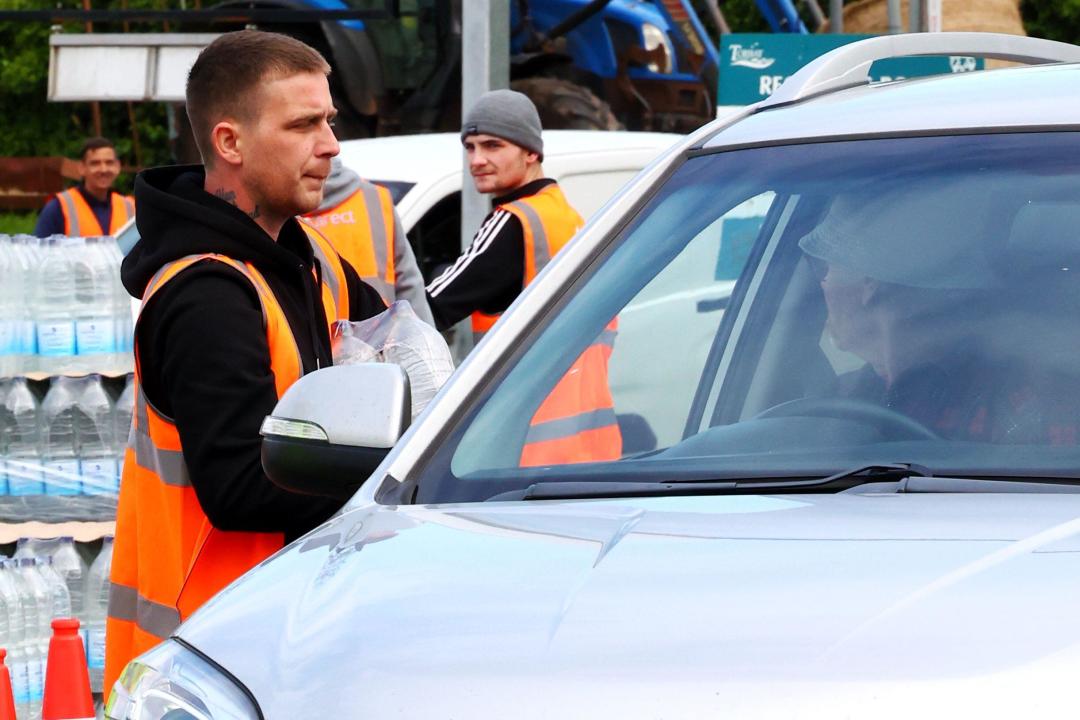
[819,261,872,354]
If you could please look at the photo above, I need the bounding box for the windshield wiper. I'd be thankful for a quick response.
[491,464,1080,501]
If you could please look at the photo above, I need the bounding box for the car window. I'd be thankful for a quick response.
[610,193,771,449]
[415,132,1080,504]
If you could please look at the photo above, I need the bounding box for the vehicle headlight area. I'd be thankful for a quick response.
[640,23,674,73]
[105,640,259,720]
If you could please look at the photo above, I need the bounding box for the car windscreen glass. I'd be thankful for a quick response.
[414,132,1080,505]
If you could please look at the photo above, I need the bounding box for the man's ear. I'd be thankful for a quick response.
[525,150,540,165]
[77,160,88,179]
[209,120,244,167]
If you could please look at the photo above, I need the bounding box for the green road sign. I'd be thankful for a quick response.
[719,34,983,106]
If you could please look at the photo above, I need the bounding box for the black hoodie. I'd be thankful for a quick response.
[123,166,385,542]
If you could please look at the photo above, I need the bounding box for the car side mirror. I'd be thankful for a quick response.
[260,364,411,500]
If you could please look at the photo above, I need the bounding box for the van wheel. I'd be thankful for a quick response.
[511,77,623,131]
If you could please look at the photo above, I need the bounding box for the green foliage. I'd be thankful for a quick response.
[1021,0,1080,44]
[0,0,175,193]
[0,212,37,235]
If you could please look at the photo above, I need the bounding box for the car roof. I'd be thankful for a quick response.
[338,130,682,185]
[705,63,1080,150]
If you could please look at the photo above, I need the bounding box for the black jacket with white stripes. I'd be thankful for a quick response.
[426,178,556,331]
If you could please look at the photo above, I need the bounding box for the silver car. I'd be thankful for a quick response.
[108,33,1080,719]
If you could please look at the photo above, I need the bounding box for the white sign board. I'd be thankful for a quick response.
[49,33,220,102]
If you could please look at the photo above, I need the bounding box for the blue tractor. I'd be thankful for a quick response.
[205,0,811,139]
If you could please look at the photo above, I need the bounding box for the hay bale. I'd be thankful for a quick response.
[840,0,1025,35]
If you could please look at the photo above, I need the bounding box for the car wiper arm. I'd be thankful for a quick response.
[489,464,1080,502]
[495,465,923,501]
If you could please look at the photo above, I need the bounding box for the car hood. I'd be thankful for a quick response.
[179,492,1080,718]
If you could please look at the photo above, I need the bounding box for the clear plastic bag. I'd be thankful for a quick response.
[331,301,455,420]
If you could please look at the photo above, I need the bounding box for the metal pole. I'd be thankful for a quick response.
[829,0,843,33]
[886,0,902,34]
[909,0,922,32]
[458,0,509,358]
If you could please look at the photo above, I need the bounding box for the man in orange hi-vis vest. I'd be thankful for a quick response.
[104,31,388,699]
[425,89,622,467]
[34,136,135,238]
[303,157,434,325]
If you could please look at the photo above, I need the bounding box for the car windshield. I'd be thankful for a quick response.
[414,132,1080,504]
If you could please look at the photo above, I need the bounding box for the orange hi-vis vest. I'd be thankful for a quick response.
[519,316,622,466]
[55,188,135,236]
[467,182,621,466]
[303,181,396,304]
[471,183,584,344]
[105,228,349,698]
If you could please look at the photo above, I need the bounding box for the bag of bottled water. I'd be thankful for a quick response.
[76,375,116,496]
[5,378,44,496]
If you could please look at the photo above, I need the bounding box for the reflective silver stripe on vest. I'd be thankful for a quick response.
[131,392,191,488]
[308,233,344,313]
[56,191,82,236]
[107,581,181,640]
[472,199,551,344]
[507,199,551,279]
[123,195,135,219]
[524,407,619,444]
[597,328,617,348]
[358,184,396,303]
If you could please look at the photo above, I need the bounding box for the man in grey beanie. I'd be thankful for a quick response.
[425,89,585,340]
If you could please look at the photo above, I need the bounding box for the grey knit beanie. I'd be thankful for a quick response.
[461,89,544,159]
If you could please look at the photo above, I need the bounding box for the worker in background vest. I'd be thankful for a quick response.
[33,136,135,237]
[426,89,622,466]
[104,31,387,699]
[303,157,434,326]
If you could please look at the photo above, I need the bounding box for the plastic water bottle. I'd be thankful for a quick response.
[114,374,135,489]
[12,235,41,375]
[100,238,133,368]
[40,377,81,496]
[0,560,30,719]
[13,557,48,720]
[5,378,44,496]
[37,557,72,619]
[52,537,88,652]
[75,375,116,497]
[74,238,117,371]
[34,237,79,376]
[85,536,113,692]
[0,236,15,379]
[0,378,11,496]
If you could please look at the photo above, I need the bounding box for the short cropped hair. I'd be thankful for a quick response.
[80,137,116,160]
[185,30,331,165]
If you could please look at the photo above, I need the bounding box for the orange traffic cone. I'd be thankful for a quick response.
[0,649,17,720]
[42,619,94,720]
